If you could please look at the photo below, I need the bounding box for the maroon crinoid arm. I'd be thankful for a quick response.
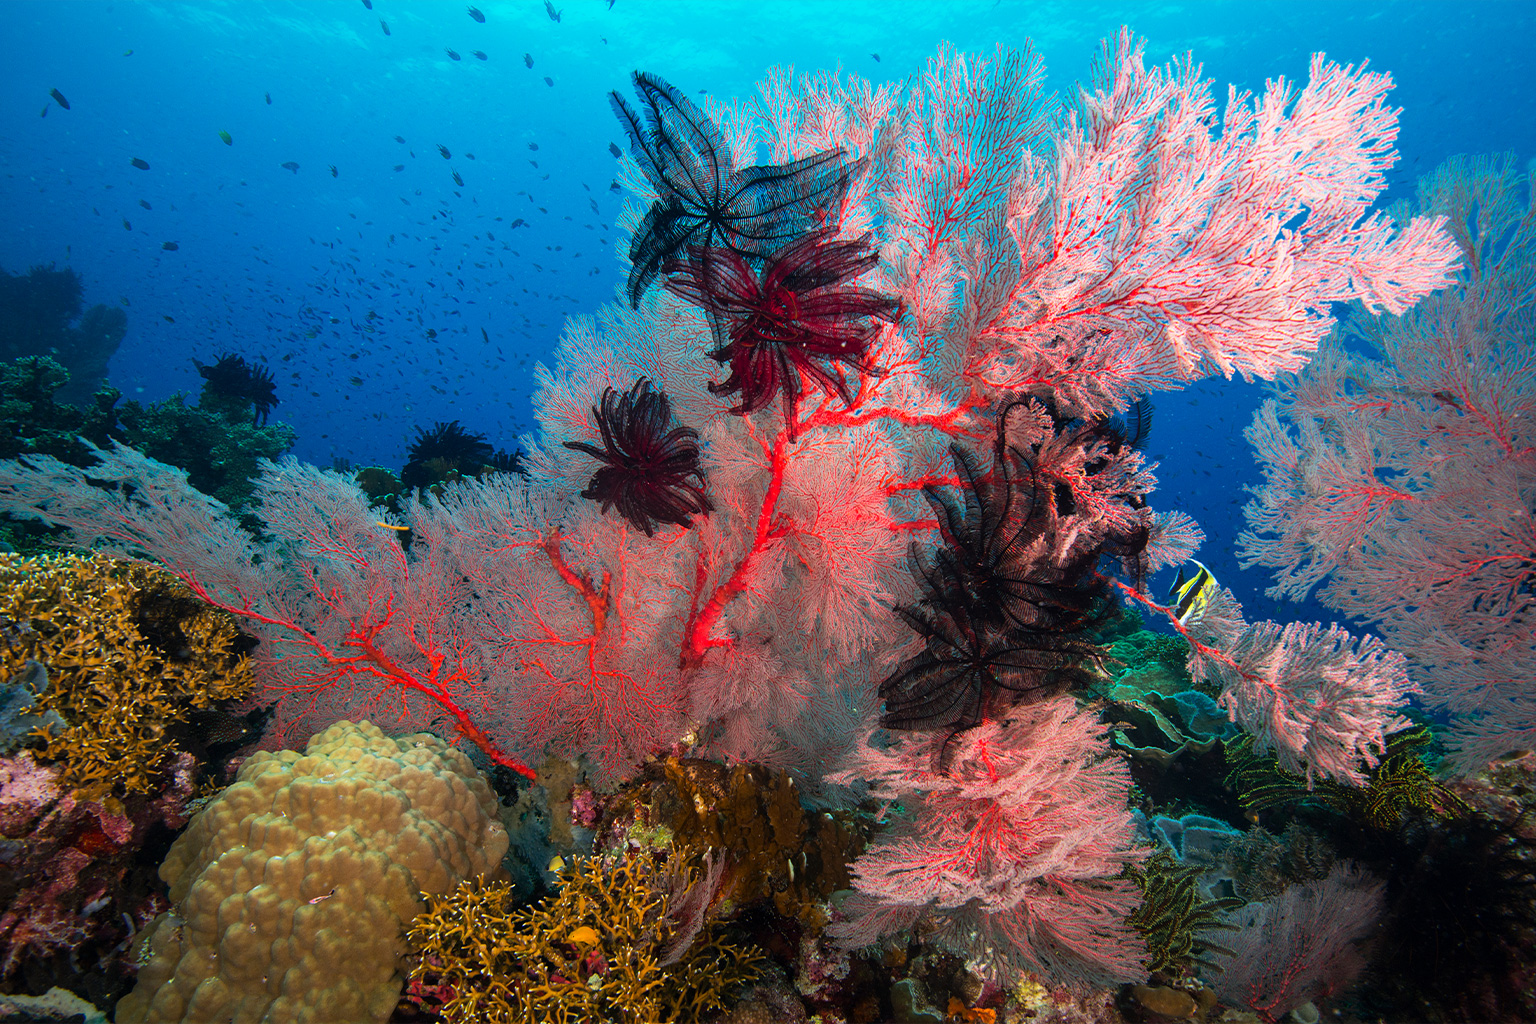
[666,230,900,439]
[563,377,713,536]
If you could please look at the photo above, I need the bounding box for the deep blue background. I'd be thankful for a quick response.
[2,0,1532,629]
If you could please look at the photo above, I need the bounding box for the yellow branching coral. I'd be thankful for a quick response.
[0,552,251,801]
[407,848,764,1024]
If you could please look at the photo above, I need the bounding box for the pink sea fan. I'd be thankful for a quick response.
[826,697,1146,990]
[1185,587,1416,787]
[1215,862,1386,1022]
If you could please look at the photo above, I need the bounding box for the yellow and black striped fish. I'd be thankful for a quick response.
[1170,559,1217,625]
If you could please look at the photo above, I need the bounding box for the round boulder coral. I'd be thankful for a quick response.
[115,720,509,1024]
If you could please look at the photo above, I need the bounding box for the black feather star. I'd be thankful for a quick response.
[564,378,712,536]
[194,352,278,426]
[880,405,1146,741]
[880,596,1098,735]
[610,71,863,307]
[402,420,494,489]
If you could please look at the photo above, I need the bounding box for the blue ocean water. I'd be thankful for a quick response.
[1,0,1531,623]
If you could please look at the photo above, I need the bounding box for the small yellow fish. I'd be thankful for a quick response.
[547,854,565,873]
[566,926,599,945]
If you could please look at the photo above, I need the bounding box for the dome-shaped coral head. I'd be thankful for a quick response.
[610,70,864,307]
[665,230,900,440]
[564,378,713,536]
[194,352,278,425]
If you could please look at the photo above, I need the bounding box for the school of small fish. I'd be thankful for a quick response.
[36,0,634,462]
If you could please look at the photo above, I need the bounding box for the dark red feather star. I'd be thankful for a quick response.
[564,378,713,536]
[665,230,900,440]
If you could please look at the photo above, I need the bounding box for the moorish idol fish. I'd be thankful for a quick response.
[1170,559,1217,626]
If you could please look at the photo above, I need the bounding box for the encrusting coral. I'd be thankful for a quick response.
[114,719,510,1024]
[404,846,764,1024]
[0,749,196,1000]
[0,553,252,803]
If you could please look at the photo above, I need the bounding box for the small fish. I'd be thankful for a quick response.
[394,135,406,143]
[547,854,565,872]
[265,91,272,104]
[139,199,152,209]
[49,88,69,110]
[281,161,300,173]
[329,165,338,177]
[361,0,372,7]
[123,49,133,56]
[544,0,561,21]
[481,327,489,342]
[437,144,451,159]
[379,18,390,35]
[376,521,409,531]
[566,926,599,945]
[393,164,405,172]
[509,217,525,228]
[472,50,486,60]
[163,315,176,323]
[445,48,460,60]
[218,130,232,145]
[131,157,150,170]
[543,76,553,87]
[467,5,485,22]
[122,219,132,230]
[161,241,178,251]
[527,142,538,152]
[607,141,621,158]
[452,169,464,186]
[40,104,47,118]
[1170,559,1218,626]
[523,52,533,68]
[465,152,475,160]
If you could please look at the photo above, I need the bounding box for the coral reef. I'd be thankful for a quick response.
[0,265,126,404]
[0,553,252,802]
[0,357,122,468]
[1365,756,1536,1022]
[0,749,195,1008]
[0,36,1463,1008]
[404,847,764,1023]
[1125,850,1242,976]
[0,660,65,752]
[114,390,296,511]
[1107,631,1197,696]
[0,354,294,515]
[115,719,510,1024]
[599,757,863,931]
[1224,726,1467,829]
